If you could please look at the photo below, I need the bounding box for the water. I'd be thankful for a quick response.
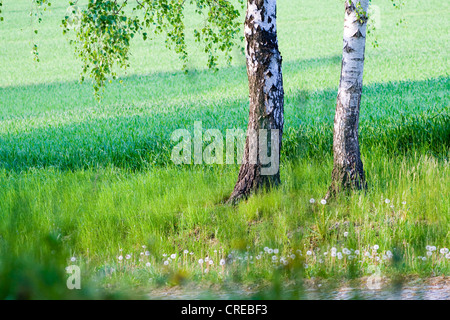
[147,278,449,300]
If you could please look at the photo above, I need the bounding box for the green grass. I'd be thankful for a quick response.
[0,0,449,298]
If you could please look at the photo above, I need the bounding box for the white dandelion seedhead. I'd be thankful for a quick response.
[70,256,76,262]
[343,248,351,255]
[118,255,123,261]
[164,260,169,266]
[256,255,261,260]
[355,250,360,255]
[146,262,151,267]
[344,232,349,237]
[385,198,390,204]
[220,259,226,266]
[273,249,279,254]
[205,257,210,262]
[290,254,296,260]
[309,198,315,204]
[331,247,337,253]
[184,250,189,254]
[440,248,449,254]
[198,259,204,264]
[320,199,327,205]
[422,257,427,261]
[163,253,167,257]
[446,253,450,259]
[272,255,278,261]
[331,252,336,257]
[373,245,379,250]
[209,260,214,265]
[402,201,406,205]
[427,251,432,257]
[306,250,312,256]
[170,254,177,259]
[126,254,131,260]
[337,252,343,260]
[145,251,150,256]
[268,248,274,254]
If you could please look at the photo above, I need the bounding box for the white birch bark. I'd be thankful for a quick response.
[327,0,369,198]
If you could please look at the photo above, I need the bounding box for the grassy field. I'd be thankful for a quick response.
[0,0,449,299]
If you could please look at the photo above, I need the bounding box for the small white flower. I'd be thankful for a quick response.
[445,253,450,259]
[118,255,123,261]
[273,249,279,254]
[145,251,150,256]
[422,257,427,261]
[385,198,390,204]
[337,252,343,260]
[170,254,176,259]
[272,255,278,261]
[331,252,336,257]
[309,198,315,204]
[386,250,393,257]
[306,250,312,256]
[427,251,432,257]
[190,252,194,255]
[163,253,167,257]
[343,248,351,255]
[331,247,337,253]
[146,262,151,267]
[402,201,406,205]
[164,260,169,265]
[70,257,76,262]
[220,259,226,265]
[290,254,296,259]
[268,248,274,254]
[125,254,131,260]
[440,248,449,254]
[355,250,360,255]
[256,255,261,260]
[205,257,210,262]
[390,205,394,209]
[320,199,327,205]
[344,232,349,237]
[373,245,379,250]
[209,260,214,265]
[198,259,204,264]
[264,247,269,252]
[184,250,189,254]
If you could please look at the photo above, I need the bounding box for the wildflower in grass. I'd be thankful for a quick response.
[382,255,387,260]
[163,253,167,257]
[440,248,449,254]
[430,246,436,251]
[164,260,169,265]
[318,258,323,263]
[364,252,370,257]
[146,262,151,267]
[320,199,327,205]
[170,254,176,259]
[274,249,279,254]
[310,198,315,204]
[220,259,225,265]
[355,250,360,255]
[306,250,312,256]
[376,256,380,261]
[446,253,450,259]
[331,252,336,257]
[264,247,269,252]
[118,255,123,261]
[140,252,144,256]
[385,198,390,204]
[427,251,432,257]
[70,257,76,262]
[422,257,427,261]
[268,248,274,254]
[426,245,431,251]
[343,248,351,255]
[373,245,379,250]
[184,250,189,254]
[256,255,261,260]
[190,252,194,255]
[290,254,296,260]
[209,260,214,265]
[142,245,146,249]
[324,252,328,256]
[331,247,337,253]
[205,257,210,262]
[344,232,349,237]
[390,205,394,209]
[386,250,392,257]
[402,201,406,205]
[126,254,131,260]
[337,252,343,260]
[145,251,150,256]
[198,259,204,264]
[272,255,278,261]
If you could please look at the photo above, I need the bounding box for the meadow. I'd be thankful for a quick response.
[0,0,448,299]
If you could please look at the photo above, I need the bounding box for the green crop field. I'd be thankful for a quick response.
[0,0,448,299]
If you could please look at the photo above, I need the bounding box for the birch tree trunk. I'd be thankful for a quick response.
[326,0,369,199]
[228,0,284,203]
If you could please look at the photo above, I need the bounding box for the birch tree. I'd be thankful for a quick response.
[326,0,369,199]
[228,0,284,203]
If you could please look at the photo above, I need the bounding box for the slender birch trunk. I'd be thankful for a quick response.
[228,0,284,203]
[326,0,369,199]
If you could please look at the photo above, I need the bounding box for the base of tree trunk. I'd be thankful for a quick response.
[325,164,367,200]
[227,164,280,205]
